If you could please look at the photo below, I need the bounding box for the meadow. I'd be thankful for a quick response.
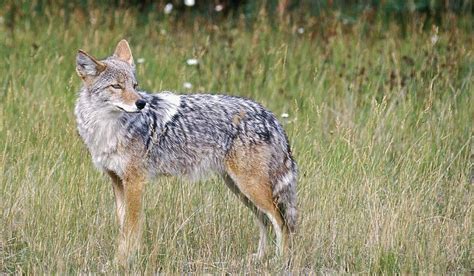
[0,5,472,273]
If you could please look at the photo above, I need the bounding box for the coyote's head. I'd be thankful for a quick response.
[76,40,146,113]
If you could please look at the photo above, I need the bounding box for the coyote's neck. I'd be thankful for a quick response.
[75,90,181,177]
[75,89,133,176]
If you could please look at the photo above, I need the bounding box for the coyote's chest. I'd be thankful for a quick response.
[75,104,130,177]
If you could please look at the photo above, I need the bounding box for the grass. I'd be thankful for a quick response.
[0,7,472,273]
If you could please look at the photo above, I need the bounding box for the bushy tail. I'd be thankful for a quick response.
[273,158,298,233]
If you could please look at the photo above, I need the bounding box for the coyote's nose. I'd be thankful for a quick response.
[135,99,147,110]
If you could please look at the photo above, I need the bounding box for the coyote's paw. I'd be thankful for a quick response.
[115,237,137,268]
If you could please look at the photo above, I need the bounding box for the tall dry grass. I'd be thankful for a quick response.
[0,6,472,273]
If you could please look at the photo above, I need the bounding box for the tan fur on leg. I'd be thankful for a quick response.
[107,171,125,228]
[264,209,287,257]
[254,212,268,259]
[116,167,145,267]
[225,142,289,258]
[223,175,269,259]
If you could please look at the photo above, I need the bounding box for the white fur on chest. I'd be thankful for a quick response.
[88,119,129,177]
[75,99,130,177]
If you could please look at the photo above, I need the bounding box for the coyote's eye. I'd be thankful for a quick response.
[111,84,122,89]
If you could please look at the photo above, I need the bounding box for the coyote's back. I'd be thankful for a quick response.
[74,39,297,265]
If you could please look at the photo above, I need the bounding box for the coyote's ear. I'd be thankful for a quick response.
[76,50,106,79]
[114,39,134,66]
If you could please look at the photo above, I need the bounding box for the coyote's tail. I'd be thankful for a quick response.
[272,158,298,233]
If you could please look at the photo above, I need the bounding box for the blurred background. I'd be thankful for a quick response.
[1,0,473,33]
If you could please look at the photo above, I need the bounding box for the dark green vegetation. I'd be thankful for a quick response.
[0,2,472,274]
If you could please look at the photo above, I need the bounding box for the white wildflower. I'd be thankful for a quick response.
[297,27,304,34]
[183,82,193,89]
[431,26,439,45]
[186,58,199,66]
[164,3,173,14]
[215,4,224,12]
[281,113,289,118]
[431,34,439,45]
[137,58,145,64]
[184,0,195,7]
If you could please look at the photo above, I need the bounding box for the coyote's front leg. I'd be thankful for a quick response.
[111,168,145,267]
[107,171,125,229]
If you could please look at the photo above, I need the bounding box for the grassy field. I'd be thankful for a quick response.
[0,7,472,273]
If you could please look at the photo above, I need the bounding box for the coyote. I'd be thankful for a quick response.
[75,40,297,265]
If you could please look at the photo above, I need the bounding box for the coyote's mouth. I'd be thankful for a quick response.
[112,102,141,113]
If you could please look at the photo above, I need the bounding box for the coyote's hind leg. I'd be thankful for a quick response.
[223,174,268,260]
[225,143,289,258]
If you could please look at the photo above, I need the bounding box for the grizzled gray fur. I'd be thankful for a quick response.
[74,40,297,263]
[129,93,297,229]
